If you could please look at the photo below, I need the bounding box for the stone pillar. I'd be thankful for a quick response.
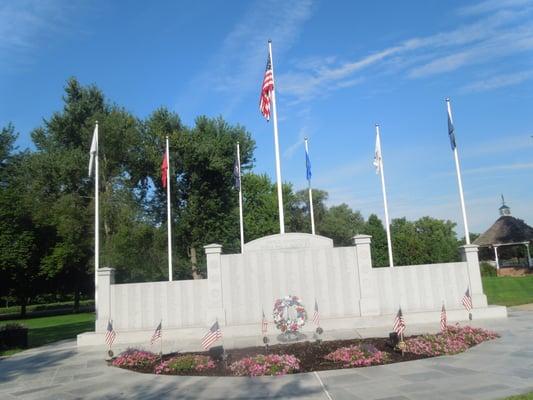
[204,244,225,326]
[460,245,488,307]
[353,235,380,316]
[95,267,115,332]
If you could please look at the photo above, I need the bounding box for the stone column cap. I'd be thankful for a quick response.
[353,234,372,245]
[97,267,115,275]
[204,243,223,254]
[460,244,479,252]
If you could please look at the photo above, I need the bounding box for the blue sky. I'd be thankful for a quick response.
[1,0,533,235]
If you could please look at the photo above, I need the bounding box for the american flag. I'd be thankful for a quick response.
[440,303,447,332]
[161,150,168,188]
[462,288,473,311]
[261,309,268,334]
[202,321,222,350]
[105,320,116,347]
[393,307,405,336]
[259,52,274,121]
[312,299,320,326]
[151,321,162,345]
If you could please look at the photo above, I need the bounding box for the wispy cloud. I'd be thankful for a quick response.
[464,162,533,175]
[460,70,533,93]
[0,1,81,68]
[283,128,307,159]
[176,0,314,116]
[277,1,533,102]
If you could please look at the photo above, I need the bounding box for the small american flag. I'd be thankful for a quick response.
[440,303,447,332]
[202,321,222,350]
[259,51,274,120]
[462,288,473,311]
[261,309,268,334]
[312,299,320,326]
[150,321,162,345]
[105,320,116,347]
[393,307,405,336]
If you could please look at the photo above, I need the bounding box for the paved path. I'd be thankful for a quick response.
[1,310,532,400]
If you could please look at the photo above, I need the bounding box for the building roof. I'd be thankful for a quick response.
[473,216,533,246]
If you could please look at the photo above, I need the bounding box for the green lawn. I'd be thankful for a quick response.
[0,312,94,356]
[502,393,533,400]
[483,275,533,306]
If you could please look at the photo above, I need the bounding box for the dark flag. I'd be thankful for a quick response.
[161,151,168,188]
[446,99,457,150]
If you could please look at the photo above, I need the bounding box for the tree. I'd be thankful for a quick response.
[320,204,365,246]
[291,189,328,234]
[363,214,388,267]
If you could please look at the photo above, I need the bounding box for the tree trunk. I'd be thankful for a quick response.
[74,279,80,313]
[189,246,201,280]
[20,297,27,318]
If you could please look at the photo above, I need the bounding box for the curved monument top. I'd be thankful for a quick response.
[243,233,334,251]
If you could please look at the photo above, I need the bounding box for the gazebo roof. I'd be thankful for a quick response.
[473,216,533,246]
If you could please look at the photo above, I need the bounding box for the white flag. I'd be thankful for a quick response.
[88,124,98,177]
[373,130,382,174]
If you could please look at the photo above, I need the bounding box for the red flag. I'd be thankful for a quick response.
[161,151,168,188]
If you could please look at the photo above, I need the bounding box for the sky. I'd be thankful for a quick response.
[1,0,533,236]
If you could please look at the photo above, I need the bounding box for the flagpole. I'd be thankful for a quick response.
[446,98,470,245]
[304,137,315,235]
[236,142,245,253]
[375,125,394,268]
[166,136,173,281]
[268,40,285,234]
[94,121,99,321]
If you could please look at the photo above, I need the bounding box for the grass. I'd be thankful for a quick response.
[502,393,533,400]
[0,300,94,317]
[483,275,533,306]
[0,312,94,357]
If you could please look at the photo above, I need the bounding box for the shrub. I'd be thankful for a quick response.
[405,325,499,356]
[324,344,388,368]
[0,323,26,331]
[229,354,300,376]
[112,349,159,370]
[480,262,497,277]
[155,355,215,375]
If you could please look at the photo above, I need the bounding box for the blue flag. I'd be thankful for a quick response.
[305,148,312,181]
[447,103,457,150]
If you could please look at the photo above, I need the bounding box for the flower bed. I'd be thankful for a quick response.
[405,325,499,356]
[155,355,215,375]
[229,354,300,376]
[324,344,388,368]
[110,325,499,376]
[111,349,159,372]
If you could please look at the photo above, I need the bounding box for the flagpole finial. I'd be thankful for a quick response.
[445,97,450,102]
[95,120,98,124]
[304,136,308,140]
[375,123,380,127]
[268,39,272,43]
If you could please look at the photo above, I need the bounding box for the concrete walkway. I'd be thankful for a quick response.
[1,310,532,400]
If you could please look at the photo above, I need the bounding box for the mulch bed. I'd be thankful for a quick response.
[110,336,432,376]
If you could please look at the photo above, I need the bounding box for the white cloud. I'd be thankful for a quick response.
[464,162,533,175]
[460,70,533,93]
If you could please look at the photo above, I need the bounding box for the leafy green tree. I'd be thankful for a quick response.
[363,214,389,267]
[291,189,328,234]
[320,204,365,246]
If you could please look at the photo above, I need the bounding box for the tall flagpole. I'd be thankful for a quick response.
[446,98,470,244]
[304,137,316,235]
[375,125,394,267]
[236,142,245,253]
[166,136,173,281]
[94,122,99,319]
[268,40,285,234]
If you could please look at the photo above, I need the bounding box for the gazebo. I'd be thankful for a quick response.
[473,197,533,270]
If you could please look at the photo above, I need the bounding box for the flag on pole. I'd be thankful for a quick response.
[312,299,320,326]
[202,321,222,349]
[161,150,168,188]
[373,130,382,174]
[440,304,447,332]
[105,320,116,347]
[259,53,274,121]
[393,308,405,335]
[88,125,98,177]
[233,156,241,190]
[151,321,162,345]
[447,99,457,150]
[462,288,473,311]
[305,144,312,181]
[261,309,268,334]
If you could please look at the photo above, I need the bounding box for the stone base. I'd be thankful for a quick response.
[78,305,507,352]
